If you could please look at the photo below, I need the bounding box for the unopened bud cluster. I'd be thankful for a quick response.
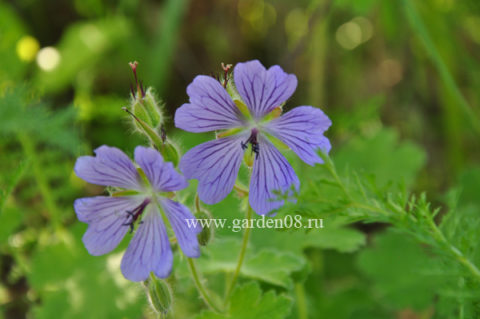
[126,62,180,166]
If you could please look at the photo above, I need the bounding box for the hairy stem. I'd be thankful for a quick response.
[187,258,223,313]
[224,204,253,304]
[426,217,480,282]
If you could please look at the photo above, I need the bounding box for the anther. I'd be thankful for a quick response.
[123,198,151,233]
[241,128,260,159]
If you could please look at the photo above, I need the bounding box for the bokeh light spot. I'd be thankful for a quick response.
[285,9,308,46]
[352,17,373,43]
[336,21,362,50]
[16,36,40,62]
[80,24,106,51]
[463,16,480,44]
[336,17,373,50]
[379,59,403,87]
[36,46,61,71]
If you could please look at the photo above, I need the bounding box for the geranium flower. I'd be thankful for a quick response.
[175,60,331,215]
[74,145,201,281]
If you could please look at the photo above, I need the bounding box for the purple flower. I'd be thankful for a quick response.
[74,145,201,281]
[175,60,331,215]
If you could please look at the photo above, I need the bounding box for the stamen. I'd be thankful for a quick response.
[241,128,260,159]
[123,198,151,233]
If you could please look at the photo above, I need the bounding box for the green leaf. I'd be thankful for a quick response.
[334,128,426,189]
[303,227,366,253]
[196,282,292,319]
[29,224,146,319]
[198,238,305,288]
[356,230,441,310]
[442,167,480,266]
[0,86,80,153]
[456,166,480,206]
[0,159,28,215]
[0,207,24,244]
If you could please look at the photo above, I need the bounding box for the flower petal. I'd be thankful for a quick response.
[249,136,299,215]
[74,196,144,256]
[74,145,142,190]
[179,135,246,204]
[265,106,332,165]
[134,146,188,192]
[234,60,297,119]
[175,75,244,132]
[121,208,173,281]
[160,198,201,258]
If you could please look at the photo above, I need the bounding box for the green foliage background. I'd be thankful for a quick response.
[1,0,480,318]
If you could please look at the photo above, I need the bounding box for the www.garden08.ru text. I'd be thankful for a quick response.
[185,215,324,233]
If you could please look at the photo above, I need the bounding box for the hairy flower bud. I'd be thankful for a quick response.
[131,87,164,129]
[128,62,164,130]
[195,210,213,246]
[145,274,173,315]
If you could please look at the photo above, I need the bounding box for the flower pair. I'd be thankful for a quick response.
[74,60,331,282]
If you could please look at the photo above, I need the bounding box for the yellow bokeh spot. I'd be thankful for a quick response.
[352,17,373,43]
[36,46,61,71]
[285,9,308,47]
[16,36,40,62]
[336,21,362,50]
[336,17,374,50]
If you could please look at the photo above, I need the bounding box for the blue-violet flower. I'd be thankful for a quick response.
[175,60,332,215]
[74,145,201,281]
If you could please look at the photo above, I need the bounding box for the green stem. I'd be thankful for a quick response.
[322,154,352,202]
[18,133,61,230]
[187,258,223,313]
[224,204,253,304]
[403,0,480,135]
[426,217,480,282]
[295,283,308,319]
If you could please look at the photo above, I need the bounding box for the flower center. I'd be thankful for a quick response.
[123,198,151,233]
[241,128,260,159]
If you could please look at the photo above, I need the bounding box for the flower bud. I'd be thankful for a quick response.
[158,139,180,167]
[128,62,164,130]
[195,210,213,246]
[145,274,173,315]
[130,87,164,130]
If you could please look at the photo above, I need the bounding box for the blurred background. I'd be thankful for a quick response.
[1,0,480,318]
